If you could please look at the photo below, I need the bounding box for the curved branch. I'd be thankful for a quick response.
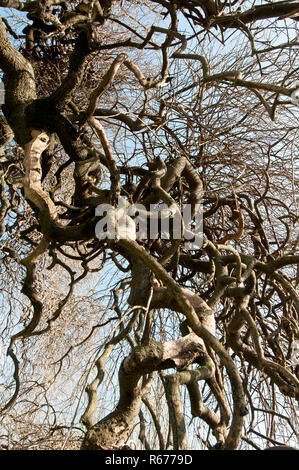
[118,238,248,450]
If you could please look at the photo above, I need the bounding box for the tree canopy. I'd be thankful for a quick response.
[0,0,298,451]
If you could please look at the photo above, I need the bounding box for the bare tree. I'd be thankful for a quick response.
[0,0,298,451]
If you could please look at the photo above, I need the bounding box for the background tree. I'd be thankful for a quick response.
[0,0,298,450]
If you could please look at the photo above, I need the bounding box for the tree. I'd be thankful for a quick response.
[0,0,298,451]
